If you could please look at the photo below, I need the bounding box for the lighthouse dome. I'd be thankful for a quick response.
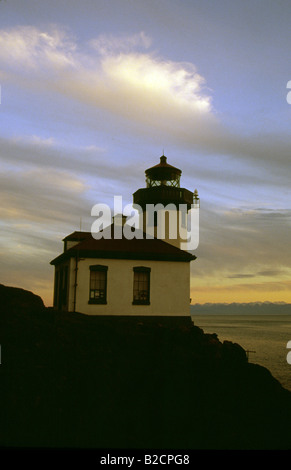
[145,155,181,188]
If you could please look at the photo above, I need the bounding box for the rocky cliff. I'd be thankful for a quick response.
[1,284,291,450]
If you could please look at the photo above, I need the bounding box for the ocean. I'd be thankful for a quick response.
[191,314,291,392]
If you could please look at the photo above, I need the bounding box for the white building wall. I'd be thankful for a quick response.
[69,257,190,316]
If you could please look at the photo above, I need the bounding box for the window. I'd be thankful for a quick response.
[133,267,151,305]
[89,265,108,304]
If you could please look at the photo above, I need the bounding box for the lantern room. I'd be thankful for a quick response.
[145,155,181,188]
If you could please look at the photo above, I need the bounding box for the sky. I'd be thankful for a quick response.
[0,0,291,306]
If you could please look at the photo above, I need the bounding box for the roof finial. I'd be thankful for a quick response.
[160,153,167,164]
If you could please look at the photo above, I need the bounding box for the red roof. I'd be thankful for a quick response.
[63,231,92,242]
[51,226,196,265]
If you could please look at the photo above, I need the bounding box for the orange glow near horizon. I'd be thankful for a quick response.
[27,278,291,308]
[190,281,291,305]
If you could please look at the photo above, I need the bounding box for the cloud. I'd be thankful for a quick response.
[2,24,290,180]
[0,25,215,128]
[0,25,76,71]
[0,166,90,226]
[192,204,291,281]
[101,53,212,112]
[0,134,139,185]
[227,274,255,279]
[1,23,290,200]
[1,25,291,304]
[89,31,152,55]
[0,158,93,304]
[227,268,288,279]
[257,269,288,277]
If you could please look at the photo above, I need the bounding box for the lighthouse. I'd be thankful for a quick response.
[50,154,197,316]
[133,155,199,249]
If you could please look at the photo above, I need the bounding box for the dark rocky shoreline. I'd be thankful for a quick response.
[1,284,291,450]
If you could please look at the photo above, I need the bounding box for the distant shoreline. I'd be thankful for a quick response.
[191,303,291,315]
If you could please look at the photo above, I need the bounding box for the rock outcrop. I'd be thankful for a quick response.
[0,284,44,314]
[1,284,291,450]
